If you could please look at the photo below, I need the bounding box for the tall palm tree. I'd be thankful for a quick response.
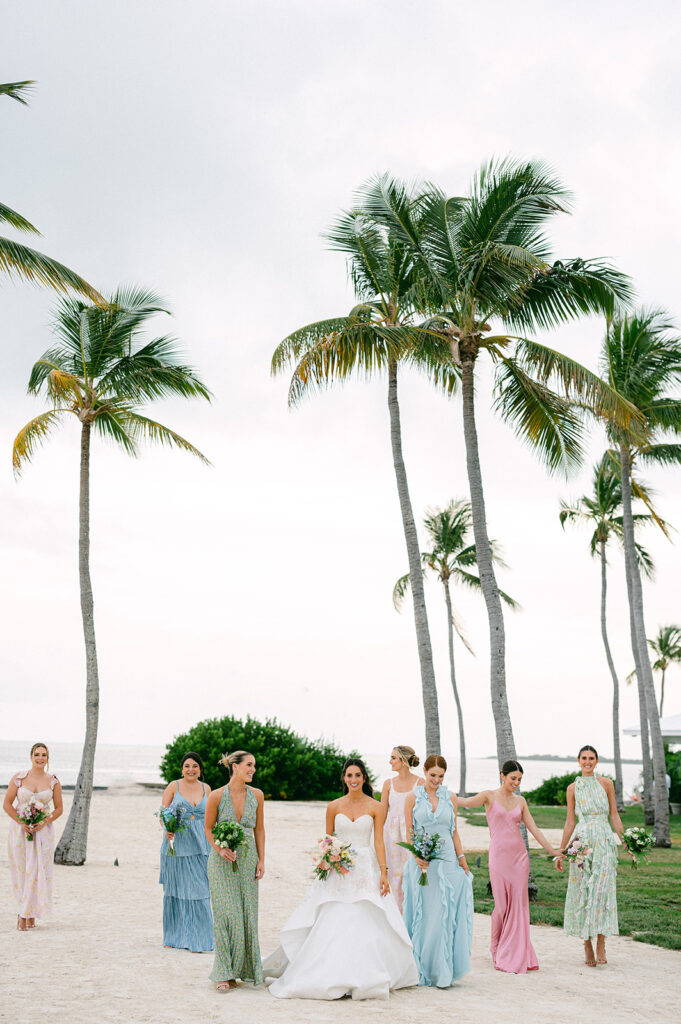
[559,457,656,809]
[271,203,457,754]
[13,288,211,864]
[601,308,681,846]
[359,161,636,769]
[393,500,518,794]
[1,81,101,302]
[648,625,681,717]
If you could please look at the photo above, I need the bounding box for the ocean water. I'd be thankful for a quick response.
[0,739,643,797]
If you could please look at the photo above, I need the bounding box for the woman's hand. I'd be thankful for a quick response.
[219,847,237,862]
[165,831,175,841]
[32,820,49,834]
[554,854,564,872]
[459,856,470,876]
[415,857,429,870]
[22,824,33,838]
[379,870,390,897]
[255,860,265,880]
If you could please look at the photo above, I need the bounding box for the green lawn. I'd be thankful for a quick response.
[461,805,681,950]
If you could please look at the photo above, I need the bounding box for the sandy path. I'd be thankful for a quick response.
[0,788,677,1024]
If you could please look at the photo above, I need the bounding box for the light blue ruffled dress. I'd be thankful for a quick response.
[402,784,474,987]
[159,782,213,952]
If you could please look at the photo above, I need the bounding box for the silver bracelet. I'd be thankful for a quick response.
[458,854,465,861]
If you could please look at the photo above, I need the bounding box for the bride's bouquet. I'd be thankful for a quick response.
[314,834,357,881]
[212,820,246,872]
[397,826,444,886]
[156,805,192,856]
[622,826,655,868]
[17,800,48,841]
[562,836,591,869]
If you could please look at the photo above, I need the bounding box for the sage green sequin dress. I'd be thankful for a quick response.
[208,787,263,983]
[564,776,618,940]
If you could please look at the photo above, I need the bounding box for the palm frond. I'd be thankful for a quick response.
[98,335,212,402]
[505,258,634,331]
[12,409,66,476]
[0,236,103,302]
[392,572,414,611]
[0,202,38,234]
[119,410,211,464]
[271,317,359,375]
[454,568,519,609]
[0,80,35,105]
[494,357,584,473]
[637,443,681,467]
[91,407,138,455]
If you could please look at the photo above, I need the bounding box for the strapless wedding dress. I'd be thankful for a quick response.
[263,813,418,999]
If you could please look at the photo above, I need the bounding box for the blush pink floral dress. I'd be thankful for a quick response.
[8,772,58,920]
[384,779,418,912]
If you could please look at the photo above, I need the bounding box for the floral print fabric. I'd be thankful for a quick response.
[564,776,618,940]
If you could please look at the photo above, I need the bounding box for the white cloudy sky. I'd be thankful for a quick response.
[2,1,680,767]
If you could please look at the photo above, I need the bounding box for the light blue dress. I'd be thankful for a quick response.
[159,782,213,952]
[402,785,474,987]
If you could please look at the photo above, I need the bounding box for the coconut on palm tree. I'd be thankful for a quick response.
[393,500,518,794]
[359,160,636,769]
[559,456,657,809]
[271,201,457,754]
[1,81,101,303]
[600,308,681,846]
[648,625,681,716]
[13,288,211,864]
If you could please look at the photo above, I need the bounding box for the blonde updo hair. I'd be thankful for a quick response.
[30,742,50,769]
[219,750,253,775]
[393,745,420,768]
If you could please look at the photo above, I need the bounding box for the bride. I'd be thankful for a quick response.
[263,758,418,1000]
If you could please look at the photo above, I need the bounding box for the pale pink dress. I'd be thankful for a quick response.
[8,772,58,920]
[383,778,418,912]
[486,799,538,973]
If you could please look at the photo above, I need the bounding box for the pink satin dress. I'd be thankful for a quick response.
[486,800,538,974]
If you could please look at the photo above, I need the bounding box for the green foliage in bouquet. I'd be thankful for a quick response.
[160,715,366,800]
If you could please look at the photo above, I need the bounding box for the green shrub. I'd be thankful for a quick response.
[523,772,579,805]
[666,748,681,804]
[160,715,366,800]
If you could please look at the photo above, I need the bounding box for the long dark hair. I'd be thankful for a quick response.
[500,759,523,776]
[578,745,598,759]
[341,758,373,797]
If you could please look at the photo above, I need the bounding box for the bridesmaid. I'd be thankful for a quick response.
[205,750,265,992]
[458,759,560,973]
[380,745,421,912]
[159,751,213,952]
[402,754,474,987]
[3,742,63,930]
[556,744,627,966]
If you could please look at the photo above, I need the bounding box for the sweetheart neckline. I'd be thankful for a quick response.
[18,785,51,796]
[335,812,372,824]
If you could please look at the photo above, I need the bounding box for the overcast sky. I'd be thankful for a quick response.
[2,1,680,768]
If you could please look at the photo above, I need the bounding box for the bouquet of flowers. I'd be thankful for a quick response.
[212,820,246,872]
[622,826,655,868]
[397,826,444,886]
[562,836,591,869]
[155,805,192,856]
[313,834,357,881]
[17,800,48,841]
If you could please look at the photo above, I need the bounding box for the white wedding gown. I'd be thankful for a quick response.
[263,813,419,999]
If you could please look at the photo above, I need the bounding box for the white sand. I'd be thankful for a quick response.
[0,787,677,1024]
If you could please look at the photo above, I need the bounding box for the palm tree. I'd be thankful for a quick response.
[559,457,656,809]
[13,288,211,864]
[393,500,518,794]
[601,309,681,846]
[1,81,101,302]
[271,202,457,754]
[648,625,681,717]
[359,160,636,769]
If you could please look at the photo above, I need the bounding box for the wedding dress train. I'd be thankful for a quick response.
[263,813,418,999]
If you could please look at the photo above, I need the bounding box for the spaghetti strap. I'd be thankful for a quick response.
[201,783,206,796]
[176,780,180,793]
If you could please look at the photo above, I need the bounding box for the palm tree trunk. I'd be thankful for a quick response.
[459,351,536,896]
[628,600,654,825]
[55,421,100,865]
[619,444,670,846]
[460,352,516,762]
[659,668,666,717]
[598,540,623,809]
[387,360,440,753]
[444,582,467,794]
